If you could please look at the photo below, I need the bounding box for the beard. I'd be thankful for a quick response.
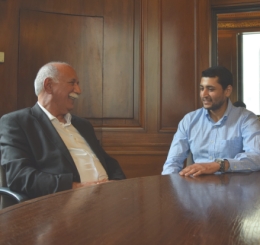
[202,98,227,111]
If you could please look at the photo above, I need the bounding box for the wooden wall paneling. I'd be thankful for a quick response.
[102,0,174,178]
[195,0,211,107]
[102,131,173,178]
[0,0,213,179]
[73,17,104,118]
[0,0,21,116]
[211,0,260,8]
[0,0,105,117]
[106,0,212,178]
[217,31,238,102]
[20,0,104,16]
[112,153,167,178]
[160,0,196,131]
[102,0,142,127]
[144,0,161,133]
[103,0,134,119]
[133,0,142,127]
[18,10,104,120]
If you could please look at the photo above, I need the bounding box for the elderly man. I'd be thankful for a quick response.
[162,66,260,177]
[0,62,125,198]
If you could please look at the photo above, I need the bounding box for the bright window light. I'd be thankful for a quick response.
[242,33,260,115]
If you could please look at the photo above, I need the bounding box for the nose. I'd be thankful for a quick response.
[200,88,208,98]
[74,83,81,94]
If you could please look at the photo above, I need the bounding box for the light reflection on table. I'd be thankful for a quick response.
[1,172,260,245]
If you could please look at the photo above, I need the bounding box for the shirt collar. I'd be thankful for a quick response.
[204,99,233,124]
[37,102,72,125]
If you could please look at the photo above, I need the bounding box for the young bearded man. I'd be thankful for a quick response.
[162,66,260,176]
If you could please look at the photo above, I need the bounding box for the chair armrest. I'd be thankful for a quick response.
[0,187,29,203]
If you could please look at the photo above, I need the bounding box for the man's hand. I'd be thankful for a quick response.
[179,162,220,177]
[72,179,109,189]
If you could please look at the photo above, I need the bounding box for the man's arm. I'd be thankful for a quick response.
[180,112,260,176]
[179,160,230,176]
[0,114,73,198]
[162,117,190,175]
[225,113,260,172]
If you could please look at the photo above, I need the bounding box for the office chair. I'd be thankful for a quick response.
[0,156,28,209]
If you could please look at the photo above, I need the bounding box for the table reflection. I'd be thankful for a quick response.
[1,173,260,245]
[166,173,260,243]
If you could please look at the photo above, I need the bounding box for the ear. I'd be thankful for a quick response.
[43,78,54,94]
[225,85,233,97]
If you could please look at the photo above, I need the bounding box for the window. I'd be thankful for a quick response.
[240,33,260,115]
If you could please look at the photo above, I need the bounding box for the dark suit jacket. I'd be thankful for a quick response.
[0,104,125,198]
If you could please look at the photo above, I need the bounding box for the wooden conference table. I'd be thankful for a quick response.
[1,172,260,245]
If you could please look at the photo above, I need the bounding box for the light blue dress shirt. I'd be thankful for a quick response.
[162,99,260,174]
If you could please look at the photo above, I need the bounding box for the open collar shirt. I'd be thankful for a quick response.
[162,99,260,174]
[37,102,108,182]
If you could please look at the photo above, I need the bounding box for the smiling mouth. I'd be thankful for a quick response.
[202,100,212,106]
[202,99,211,103]
[69,93,79,100]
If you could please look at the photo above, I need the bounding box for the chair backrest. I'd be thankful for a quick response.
[0,154,29,209]
[0,166,6,188]
[0,152,17,209]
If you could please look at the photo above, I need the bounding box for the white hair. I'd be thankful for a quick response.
[34,61,70,96]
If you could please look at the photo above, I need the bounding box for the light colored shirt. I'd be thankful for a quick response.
[37,102,108,182]
[162,99,260,174]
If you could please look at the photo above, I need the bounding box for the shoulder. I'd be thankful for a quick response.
[240,108,260,126]
[181,107,205,124]
[230,106,258,122]
[229,106,260,130]
[0,108,32,122]
[175,108,205,133]
[0,108,34,136]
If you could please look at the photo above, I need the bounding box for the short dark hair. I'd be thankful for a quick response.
[201,66,233,90]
